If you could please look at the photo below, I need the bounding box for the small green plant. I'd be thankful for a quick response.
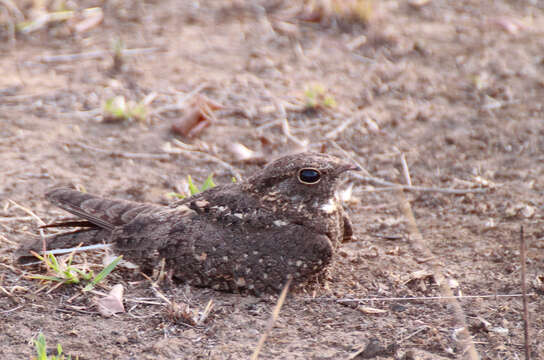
[332,0,373,23]
[34,333,74,360]
[29,251,122,292]
[167,174,216,199]
[102,96,147,123]
[304,84,337,109]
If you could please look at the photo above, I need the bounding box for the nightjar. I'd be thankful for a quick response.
[17,152,359,295]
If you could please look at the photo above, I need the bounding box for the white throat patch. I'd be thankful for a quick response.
[319,198,337,214]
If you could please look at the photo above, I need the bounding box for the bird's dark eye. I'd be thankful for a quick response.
[298,168,321,184]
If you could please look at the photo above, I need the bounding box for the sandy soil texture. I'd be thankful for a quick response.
[1,1,543,359]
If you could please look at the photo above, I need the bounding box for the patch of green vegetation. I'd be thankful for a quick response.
[102,95,147,123]
[34,333,75,360]
[304,84,337,109]
[167,174,216,199]
[334,0,373,23]
[29,252,121,292]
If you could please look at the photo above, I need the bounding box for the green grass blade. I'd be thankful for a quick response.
[166,192,185,199]
[73,268,93,281]
[187,175,199,195]
[82,256,122,292]
[200,173,216,192]
[34,333,47,360]
[48,253,60,272]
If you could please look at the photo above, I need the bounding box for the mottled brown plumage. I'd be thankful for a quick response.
[18,152,359,295]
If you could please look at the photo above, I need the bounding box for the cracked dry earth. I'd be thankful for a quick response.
[1,1,544,359]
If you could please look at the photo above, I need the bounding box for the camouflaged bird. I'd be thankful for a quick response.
[17,152,359,295]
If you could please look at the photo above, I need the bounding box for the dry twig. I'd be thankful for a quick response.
[152,83,209,116]
[330,141,486,194]
[324,116,355,140]
[396,155,480,360]
[34,47,164,64]
[251,279,291,360]
[7,200,46,226]
[400,153,412,186]
[312,293,535,303]
[70,142,171,160]
[520,226,531,360]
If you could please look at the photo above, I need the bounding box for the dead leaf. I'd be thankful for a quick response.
[171,95,222,138]
[172,108,205,137]
[95,284,125,317]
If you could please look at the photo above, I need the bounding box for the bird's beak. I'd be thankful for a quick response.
[336,162,361,175]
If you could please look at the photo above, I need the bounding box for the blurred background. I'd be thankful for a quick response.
[1,1,543,359]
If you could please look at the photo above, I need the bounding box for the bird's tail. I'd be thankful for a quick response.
[16,187,160,263]
[45,187,159,230]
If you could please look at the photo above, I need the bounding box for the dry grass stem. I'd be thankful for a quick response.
[0,234,18,245]
[34,47,164,64]
[400,153,412,186]
[7,200,46,226]
[324,116,355,139]
[251,279,291,360]
[330,141,486,194]
[0,216,34,222]
[329,293,535,302]
[0,304,24,314]
[71,142,171,160]
[396,187,479,359]
[152,82,210,115]
[42,243,112,256]
[520,226,531,360]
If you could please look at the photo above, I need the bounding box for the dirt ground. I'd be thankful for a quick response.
[1,1,543,359]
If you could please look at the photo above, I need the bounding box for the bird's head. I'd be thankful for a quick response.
[246,152,359,205]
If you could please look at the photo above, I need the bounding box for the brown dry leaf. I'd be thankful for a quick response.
[171,95,222,138]
[96,284,125,317]
[172,107,205,137]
